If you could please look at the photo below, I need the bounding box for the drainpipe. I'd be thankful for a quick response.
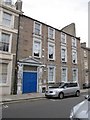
[13,14,20,94]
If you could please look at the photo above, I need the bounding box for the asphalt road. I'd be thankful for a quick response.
[2,93,87,118]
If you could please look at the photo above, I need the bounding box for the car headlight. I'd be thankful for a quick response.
[70,109,74,120]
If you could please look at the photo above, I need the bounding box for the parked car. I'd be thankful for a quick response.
[70,95,90,120]
[45,82,80,99]
[83,83,90,89]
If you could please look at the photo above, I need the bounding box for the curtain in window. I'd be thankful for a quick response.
[34,41,40,57]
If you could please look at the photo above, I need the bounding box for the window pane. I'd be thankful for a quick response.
[49,67,54,82]
[34,41,40,57]
[62,68,67,81]
[35,22,40,35]
[72,51,77,63]
[3,12,12,26]
[61,33,66,43]
[62,49,65,58]
[72,37,76,47]
[0,33,10,52]
[49,45,54,59]
[48,28,54,39]
[0,63,8,84]
[73,69,77,81]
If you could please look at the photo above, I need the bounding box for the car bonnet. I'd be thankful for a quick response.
[73,100,90,119]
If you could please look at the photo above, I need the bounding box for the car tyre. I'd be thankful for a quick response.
[75,91,80,97]
[59,92,64,99]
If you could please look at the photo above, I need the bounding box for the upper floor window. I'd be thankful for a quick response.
[72,37,77,47]
[48,66,55,83]
[33,39,41,58]
[61,67,67,82]
[0,33,10,52]
[48,43,55,60]
[84,60,88,69]
[61,46,67,63]
[85,73,88,83]
[72,68,78,82]
[0,63,8,84]
[48,27,55,40]
[84,50,87,57]
[61,32,66,43]
[3,12,12,27]
[72,50,77,64]
[34,22,42,35]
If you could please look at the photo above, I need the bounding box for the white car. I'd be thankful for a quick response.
[70,95,90,120]
[45,82,80,99]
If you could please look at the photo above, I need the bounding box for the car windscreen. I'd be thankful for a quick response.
[59,83,66,88]
[49,83,64,88]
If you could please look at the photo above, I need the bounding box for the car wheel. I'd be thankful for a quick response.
[75,91,80,97]
[59,92,64,99]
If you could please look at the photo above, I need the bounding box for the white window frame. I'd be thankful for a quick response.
[2,12,12,27]
[33,21,42,36]
[48,42,55,60]
[0,32,12,53]
[72,37,77,47]
[84,50,87,57]
[61,67,68,82]
[0,63,8,85]
[85,73,88,83]
[72,50,77,64]
[61,46,67,62]
[33,38,42,58]
[48,27,55,40]
[61,32,66,44]
[48,66,55,83]
[84,60,88,69]
[72,68,78,82]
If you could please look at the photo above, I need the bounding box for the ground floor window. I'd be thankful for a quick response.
[72,68,78,82]
[61,67,67,82]
[0,63,8,84]
[85,72,88,83]
[48,66,55,83]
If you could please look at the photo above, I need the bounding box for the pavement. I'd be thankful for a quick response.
[0,89,89,104]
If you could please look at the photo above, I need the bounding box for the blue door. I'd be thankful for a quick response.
[23,72,37,93]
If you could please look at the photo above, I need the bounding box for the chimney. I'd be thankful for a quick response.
[81,42,86,47]
[15,0,22,11]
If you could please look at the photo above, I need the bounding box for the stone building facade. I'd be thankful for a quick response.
[0,0,22,95]
[16,15,82,94]
[1,0,89,95]
[81,42,90,86]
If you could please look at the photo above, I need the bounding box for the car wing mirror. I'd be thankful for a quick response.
[64,86,67,89]
[85,95,89,99]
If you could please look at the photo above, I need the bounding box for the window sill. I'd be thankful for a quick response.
[48,58,55,61]
[0,51,11,55]
[72,63,77,65]
[34,56,41,59]
[62,61,67,63]
[0,84,9,87]
[48,81,55,84]
[33,33,42,39]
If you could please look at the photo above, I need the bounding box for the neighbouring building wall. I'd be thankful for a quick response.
[81,43,90,88]
[0,0,22,95]
[61,23,76,37]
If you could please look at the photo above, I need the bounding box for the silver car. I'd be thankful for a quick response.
[45,82,80,99]
[70,95,90,120]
